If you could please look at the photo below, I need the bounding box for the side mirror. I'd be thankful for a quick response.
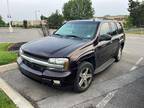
[99,34,112,41]
[52,30,57,35]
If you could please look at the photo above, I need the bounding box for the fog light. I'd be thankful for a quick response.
[53,80,60,85]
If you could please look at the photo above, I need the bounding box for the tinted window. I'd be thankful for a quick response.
[55,22,98,39]
[116,22,123,34]
[110,22,118,36]
[100,23,111,35]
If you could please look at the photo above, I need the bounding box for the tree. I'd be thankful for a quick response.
[40,15,48,20]
[138,1,144,27]
[23,20,28,28]
[48,10,64,29]
[0,16,5,27]
[124,16,133,28]
[63,0,94,20]
[128,0,144,27]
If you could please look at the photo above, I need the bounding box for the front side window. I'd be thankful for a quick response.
[98,23,111,41]
[110,22,118,36]
[100,23,111,35]
[55,22,98,39]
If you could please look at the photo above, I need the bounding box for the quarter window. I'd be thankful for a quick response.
[116,22,123,34]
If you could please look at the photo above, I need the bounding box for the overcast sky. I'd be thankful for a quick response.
[0,0,130,21]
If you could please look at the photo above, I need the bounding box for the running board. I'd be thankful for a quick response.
[94,58,115,74]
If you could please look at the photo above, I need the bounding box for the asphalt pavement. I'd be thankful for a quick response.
[0,28,47,43]
[105,75,144,108]
[0,34,144,108]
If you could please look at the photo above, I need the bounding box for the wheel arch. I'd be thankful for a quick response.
[77,52,96,70]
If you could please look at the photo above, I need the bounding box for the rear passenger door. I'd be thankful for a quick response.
[109,22,119,56]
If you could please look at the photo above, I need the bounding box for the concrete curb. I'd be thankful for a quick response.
[0,63,18,73]
[0,77,34,108]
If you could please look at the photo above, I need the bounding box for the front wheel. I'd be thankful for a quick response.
[73,62,94,93]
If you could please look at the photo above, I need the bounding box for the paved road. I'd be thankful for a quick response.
[0,28,55,43]
[0,28,43,43]
[0,35,144,108]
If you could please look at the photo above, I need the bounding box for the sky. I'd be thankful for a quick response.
[0,0,130,21]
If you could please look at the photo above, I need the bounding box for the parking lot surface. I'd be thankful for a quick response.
[0,28,57,43]
[105,75,144,108]
[0,35,144,108]
[0,28,43,43]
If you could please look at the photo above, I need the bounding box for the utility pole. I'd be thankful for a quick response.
[35,10,40,20]
[7,0,13,32]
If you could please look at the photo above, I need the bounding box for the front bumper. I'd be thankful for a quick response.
[17,57,74,85]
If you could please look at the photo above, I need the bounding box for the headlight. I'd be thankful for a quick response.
[19,48,23,56]
[48,58,69,71]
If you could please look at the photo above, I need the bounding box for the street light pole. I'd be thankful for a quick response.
[6,0,13,32]
[35,10,40,20]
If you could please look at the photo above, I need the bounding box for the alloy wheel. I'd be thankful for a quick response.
[78,67,92,89]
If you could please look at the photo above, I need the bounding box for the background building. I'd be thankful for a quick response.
[95,15,128,25]
[12,20,47,27]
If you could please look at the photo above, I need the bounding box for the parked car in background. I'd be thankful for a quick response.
[17,19,125,92]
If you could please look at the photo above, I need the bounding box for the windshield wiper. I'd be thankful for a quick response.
[54,33,65,38]
[66,35,82,39]
[54,33,63,36]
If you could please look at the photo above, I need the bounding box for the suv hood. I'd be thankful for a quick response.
[22,36,87,58]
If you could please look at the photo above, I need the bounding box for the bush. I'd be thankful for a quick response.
[23,20,28,28]
[0,16,6,27]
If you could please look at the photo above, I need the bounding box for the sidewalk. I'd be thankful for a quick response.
[0,77,34,108]
[0,63,34,108]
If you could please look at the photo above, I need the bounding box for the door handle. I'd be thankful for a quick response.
[101,44,107,48]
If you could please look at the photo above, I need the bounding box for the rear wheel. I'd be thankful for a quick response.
[115,46,122,62]
[73,62,94,93]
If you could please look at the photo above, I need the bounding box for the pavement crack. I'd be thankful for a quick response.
[19,91,40,108]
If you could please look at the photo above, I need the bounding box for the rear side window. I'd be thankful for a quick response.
[116,22,124,34]
[110,22,118,36]
[100,23,111,35]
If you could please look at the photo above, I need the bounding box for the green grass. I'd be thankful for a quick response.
[0,90,17,108]
[125,28,144,35]
[0,43,17,65]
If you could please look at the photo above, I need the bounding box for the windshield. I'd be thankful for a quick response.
[55,22,98,39]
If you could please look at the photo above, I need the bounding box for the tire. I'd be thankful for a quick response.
[115,45,122,62]
[73,62,94,93]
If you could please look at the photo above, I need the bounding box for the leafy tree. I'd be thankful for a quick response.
[0,16,5,27]
[48,10,64,29]
[128,0,144,27]
[124,16,133,28]
[138,1,144,27]
[40,15,48,20]
[63,0,94,20]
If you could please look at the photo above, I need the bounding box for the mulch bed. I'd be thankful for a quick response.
[8,42,26,51]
